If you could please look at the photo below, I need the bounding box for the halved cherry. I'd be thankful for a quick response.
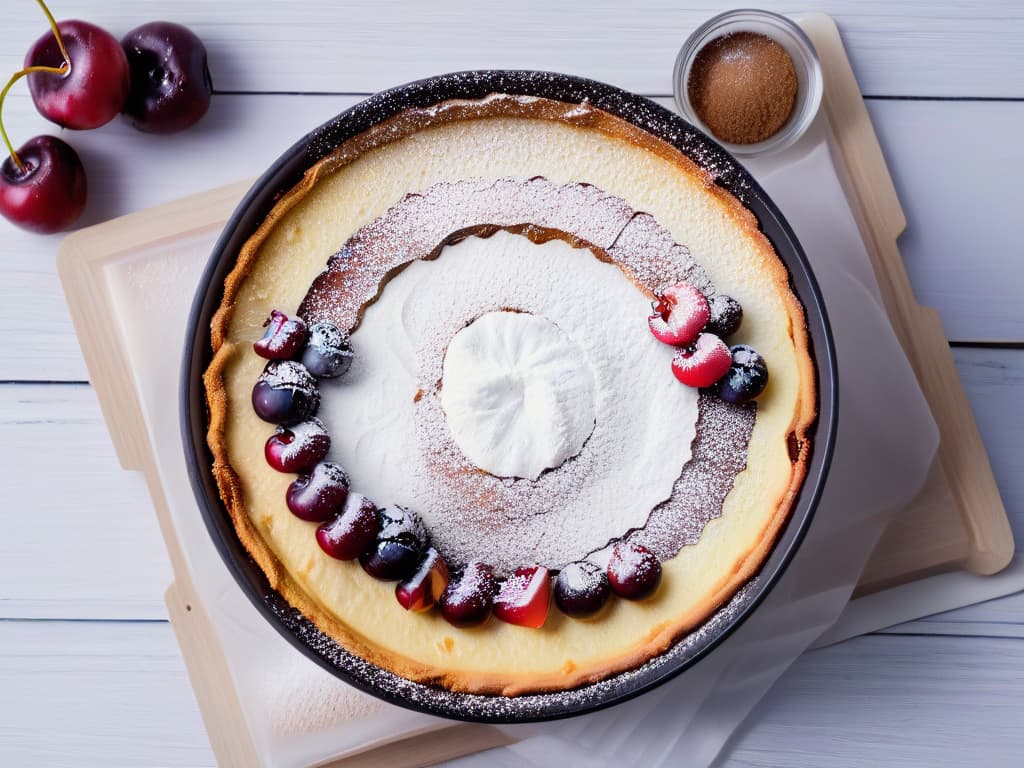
[254,310,307,360]
[494,565,551,629]
[671,332,732,388]
[265,419,330,473]
[648,282,710,346]
[396,547,450,612]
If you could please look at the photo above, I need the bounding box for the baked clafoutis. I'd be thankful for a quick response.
[202,92,816,696]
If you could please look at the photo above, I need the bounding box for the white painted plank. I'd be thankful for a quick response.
[1,93,1023,381]
[724,634,1024,767]
[0,348,1020,625]
[867,100,1024,342]
[1,1,1023,98]
[3,621,1023,767]
[0,384,171,619]
[0,620,214,767]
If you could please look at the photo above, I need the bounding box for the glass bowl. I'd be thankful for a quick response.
[674,9,823,157]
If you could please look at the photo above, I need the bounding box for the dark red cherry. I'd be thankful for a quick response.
[554,561,611,618]
[26,20,130,130]
[121,21,212,134]
[316,493,379,560]
[254,310,308,360]
[396,547,450,612]
[251,361,319,425]
[607,542,662,600]
[494,565,550,628]
[264,418,329,473]
[0,135,86,233]
[285,461,349,523]
[301,322,354,378]
[440,561,497,628]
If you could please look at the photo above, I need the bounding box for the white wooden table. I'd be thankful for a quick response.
[2,2,1022,765]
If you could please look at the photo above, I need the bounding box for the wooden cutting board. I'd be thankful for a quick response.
[55,13,1013,767]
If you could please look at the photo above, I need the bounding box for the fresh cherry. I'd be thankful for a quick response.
[0,135,86,233]
[251,360,319,425]
[254,310,308,360]
[26,19,130,130]
[648,282,710,347]
[121,21,212,134]
[494,565,551,629]
[316,493,379,560]
[285,461,349,522]
[607,542,662,600]
[265,418,330,473]
[440,561,497,628]
[671,332,732,388]
[706,294,743,338]
[360,506,426,580]
[301,322,354,379]
[717,345,769,404]
[396,547,450,612]
[554,561,611,618]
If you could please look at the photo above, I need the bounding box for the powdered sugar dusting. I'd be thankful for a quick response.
[317,231,700,575]
[303,178,755,576]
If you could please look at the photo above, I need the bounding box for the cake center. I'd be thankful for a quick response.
[441,311,597,480]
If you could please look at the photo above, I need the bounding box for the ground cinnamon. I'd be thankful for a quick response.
[687,31,798,145]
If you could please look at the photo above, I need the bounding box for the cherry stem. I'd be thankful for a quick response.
[36,0,71,66]
[0,0,71,173]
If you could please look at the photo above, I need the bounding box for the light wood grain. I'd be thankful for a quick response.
[2,1,1023,98]
[1,94,1022,382]
[3,620,1023,768]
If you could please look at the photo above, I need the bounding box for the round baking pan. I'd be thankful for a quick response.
[180,70,837,723]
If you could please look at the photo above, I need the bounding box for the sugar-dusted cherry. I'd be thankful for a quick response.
[648,282,710,347]
[316,493,379,560]
[717,344,769,404]
[494,565,551,628]
[607,542,662,600]
[671,332,732,389]
[360,506,426,581]
[254,310,307,360]
[265,418,330,473]
[251,360,319,425]
[301,322,354,378]
[440,560,497,628]
[286,461,349,522]
[554,561,611,618]
[121,21,212,134]
[706,294,743,338]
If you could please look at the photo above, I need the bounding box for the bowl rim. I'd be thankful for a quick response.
[179,69,838,724]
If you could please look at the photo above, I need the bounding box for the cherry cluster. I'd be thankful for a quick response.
[0,0,213,233]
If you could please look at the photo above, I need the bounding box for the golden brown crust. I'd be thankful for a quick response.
[202,94,817,696]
